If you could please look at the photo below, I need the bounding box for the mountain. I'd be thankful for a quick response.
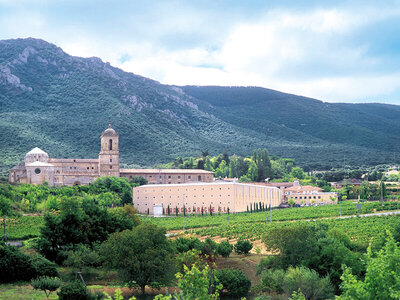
[0,38,399,176]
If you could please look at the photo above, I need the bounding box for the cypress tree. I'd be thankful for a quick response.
[250,203,253,213]
[167,205,170,216]
[176,206,178,216]
[227,207,230,215]
[210,205,213,216]
[193,206,196,215]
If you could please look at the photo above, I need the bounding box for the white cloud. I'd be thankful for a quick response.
[2,3,400,103]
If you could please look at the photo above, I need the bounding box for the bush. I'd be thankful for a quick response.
[217,241,233,258]
[31,276,61,298]
[202,238,217,256]
[64,244,102,271]
[174,237,204,253]
[0,244,34,282]
[234,240,253,255]
[259,267,334,299]
[57,280,90,300]
[30,254,59,277]
[259,268,286,293]
[283,266,333,299]
[215,268,251,297]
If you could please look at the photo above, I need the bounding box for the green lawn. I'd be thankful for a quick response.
[0,283,58,300]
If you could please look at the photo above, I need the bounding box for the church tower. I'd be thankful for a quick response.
[99,124,120,177]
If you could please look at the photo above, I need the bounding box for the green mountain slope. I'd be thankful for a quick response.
[0,38,399,176]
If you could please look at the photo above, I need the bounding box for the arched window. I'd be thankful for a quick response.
[109,139,113,150]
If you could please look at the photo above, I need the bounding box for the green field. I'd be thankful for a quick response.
[192,215,400,243]
[142,200,400,230]
[4,201,400,242]
[4,215,44,240]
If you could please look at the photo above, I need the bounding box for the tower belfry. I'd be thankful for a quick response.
[99,123,120,177]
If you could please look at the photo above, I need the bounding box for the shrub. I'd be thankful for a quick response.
[64,244,102,271]
[31,276,61,299]
[234,239,253,255]
[57,280,90,300]
[217,241,233,258]
[283,266,334,300]
[202,237,217,256]
[0,244,34,282]
[174,237,204,253]
[30,254,59,277]
[259,267,333,299]
[259,268,285,293]
[215,268,251,297]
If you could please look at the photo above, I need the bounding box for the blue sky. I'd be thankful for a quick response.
[1,0,400,103]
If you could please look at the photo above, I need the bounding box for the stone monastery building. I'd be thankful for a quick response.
[9,124,214,186]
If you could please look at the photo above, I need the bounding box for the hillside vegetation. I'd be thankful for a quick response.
[1,38,400,177]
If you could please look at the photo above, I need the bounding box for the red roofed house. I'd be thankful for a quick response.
[283,181,337,204]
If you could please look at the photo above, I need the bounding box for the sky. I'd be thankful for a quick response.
[1,0,400,103]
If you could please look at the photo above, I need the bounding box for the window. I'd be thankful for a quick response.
[109,139,113,150]
[198,175,202,181]
[188,176,191,179]
[178,176,181,179]
[34,168,41,174]
[110,159,112,162]
[168,175,171,178]
[110,166,112,169]
[87,167,89,170]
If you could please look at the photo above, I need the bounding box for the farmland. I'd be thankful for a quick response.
[142,200,400,230]
[4,200,399,242]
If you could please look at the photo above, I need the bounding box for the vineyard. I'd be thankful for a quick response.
[4,215,44,240]
[142,200,400,230]
[192,216,400,244]
[4,200,400,243]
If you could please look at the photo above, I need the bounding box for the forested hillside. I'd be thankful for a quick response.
[1,38,399,177]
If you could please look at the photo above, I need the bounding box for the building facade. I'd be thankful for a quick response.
[9,124,214,186]
[133,182,282,215]
[283,181,338,204]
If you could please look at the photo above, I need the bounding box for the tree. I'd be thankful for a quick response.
[37,197,137,263]
[98,191,120,207]
[31,276,61,299]
[100,224,176,295]
[263,225,319,268]
[252,148,273,181]
[338,231,400,299]
[234,240,253,255]
[176,263,222,300]
[290,167,305,180]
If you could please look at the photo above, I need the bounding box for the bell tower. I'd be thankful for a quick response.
[99,123,120,177]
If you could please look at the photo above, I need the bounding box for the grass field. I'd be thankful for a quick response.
[0,283,58,300]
